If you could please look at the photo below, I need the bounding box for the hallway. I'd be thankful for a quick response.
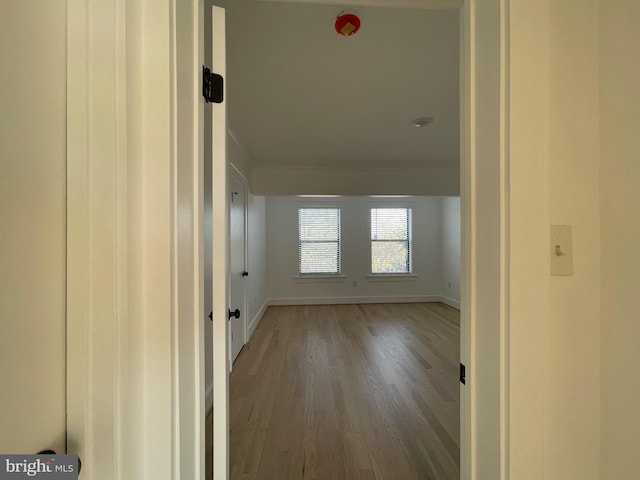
[227,303,460,480]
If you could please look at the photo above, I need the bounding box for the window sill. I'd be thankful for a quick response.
[366,274,418,282]
[294,275,347,283]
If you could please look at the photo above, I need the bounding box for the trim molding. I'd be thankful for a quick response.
[440,295,461,310]
[248,300,269,339]
[255,0,463,9]
[66,0,129,477]
[268,295,448,306]
[251,165,461,196]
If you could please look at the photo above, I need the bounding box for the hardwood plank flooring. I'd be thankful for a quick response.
[225,302,460,480]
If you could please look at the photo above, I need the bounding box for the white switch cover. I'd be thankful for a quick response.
[550,225,573,276]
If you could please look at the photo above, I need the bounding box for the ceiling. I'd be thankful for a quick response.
[217,1,460,170]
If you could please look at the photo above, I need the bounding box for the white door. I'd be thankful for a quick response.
[0,1,67,455]
[229,175,247,364]
[203,57,214,412]
[209,6,230,480]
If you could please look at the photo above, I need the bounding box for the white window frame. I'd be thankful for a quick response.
[297,203,343,278]
[367,201,415,278]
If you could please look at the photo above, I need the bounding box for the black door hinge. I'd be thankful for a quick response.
[202,66,224,103]
[460,363,466,385]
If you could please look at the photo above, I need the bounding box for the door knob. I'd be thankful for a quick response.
[37,450,81,473]
[228,308,240,320]
[242,271,248,277]
[208,311,213,321]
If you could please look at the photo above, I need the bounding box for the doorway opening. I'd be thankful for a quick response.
[204,1,469,479]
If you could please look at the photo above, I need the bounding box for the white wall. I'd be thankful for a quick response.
[266,196,461,305]
[0,0,67,456]
[543,2,601,478]
[599,1,640,478]
[506,2,604,478]
[441,197,461,308]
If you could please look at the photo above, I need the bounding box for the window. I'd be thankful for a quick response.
[298,208,341,275]
[370,207,412,273]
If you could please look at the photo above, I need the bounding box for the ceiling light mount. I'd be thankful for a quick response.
[411,116,435,128]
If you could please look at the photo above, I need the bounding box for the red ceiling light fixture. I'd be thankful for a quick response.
[335,12,361,37]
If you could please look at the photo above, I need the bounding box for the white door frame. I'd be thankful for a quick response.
[209,7,230,479]
[66,0,195,478]
[66,0,132,477]
[206,1,507,479]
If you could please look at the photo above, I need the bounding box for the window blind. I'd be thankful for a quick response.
[298,208,341,275]
[370,207,412,273]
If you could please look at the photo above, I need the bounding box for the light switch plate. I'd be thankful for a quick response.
[550,225,573,276]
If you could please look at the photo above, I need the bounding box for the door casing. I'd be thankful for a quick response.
[204,1,488,479]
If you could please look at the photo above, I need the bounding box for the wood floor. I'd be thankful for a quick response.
[221,302,460,480]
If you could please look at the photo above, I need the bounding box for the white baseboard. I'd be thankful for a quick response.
[248,299,269,339]
[268,295,462,309]
[439,295,461,310]
[268,295,444,306]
